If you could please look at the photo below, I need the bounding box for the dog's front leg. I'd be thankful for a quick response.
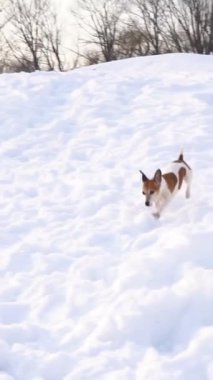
[152,199,167,219]
[152,211,160,219]
[152,203,162,219]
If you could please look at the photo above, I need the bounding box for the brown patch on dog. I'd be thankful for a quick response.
[143,180,160,193]
[162,172,177,193]
[178,167,186,189]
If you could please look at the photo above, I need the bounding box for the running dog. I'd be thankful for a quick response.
[139,152,192,218]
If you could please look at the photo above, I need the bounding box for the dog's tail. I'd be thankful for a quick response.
[178,150,184,161]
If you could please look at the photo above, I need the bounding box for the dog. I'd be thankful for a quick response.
[139,152,192,218]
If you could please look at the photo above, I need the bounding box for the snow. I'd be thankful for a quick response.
[0,53,213,379]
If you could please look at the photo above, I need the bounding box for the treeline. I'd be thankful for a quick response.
[0,0,212,72]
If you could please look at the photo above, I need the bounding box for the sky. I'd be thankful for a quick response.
[52,0,85,65]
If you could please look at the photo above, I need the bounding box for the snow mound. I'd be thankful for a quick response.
[0,53,213,379]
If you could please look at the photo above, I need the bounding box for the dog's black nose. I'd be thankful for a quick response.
[145,201,150,207]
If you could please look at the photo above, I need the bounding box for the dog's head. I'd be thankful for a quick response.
[139,169,162,206]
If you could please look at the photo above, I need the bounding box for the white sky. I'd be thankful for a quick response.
[52,0,80,65]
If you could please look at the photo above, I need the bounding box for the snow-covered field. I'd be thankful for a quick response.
[0,53,213,380]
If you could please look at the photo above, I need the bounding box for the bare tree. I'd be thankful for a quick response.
[40,11,64,71]
[165,0,213,54]
[132,0,168,55]
[5,0,65,72]
[116,25,151,58]
[127,0,213,56]
[83,49,102,65]
[0,0,13,72]
[71,0,126,62]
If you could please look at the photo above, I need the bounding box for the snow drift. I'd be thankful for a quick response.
[0,53,213,380]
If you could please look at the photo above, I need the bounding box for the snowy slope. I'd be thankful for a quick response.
[0,53,213,380]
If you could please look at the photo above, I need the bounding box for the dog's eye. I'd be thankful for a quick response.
[150,190,154,195]
[142,191,146,195]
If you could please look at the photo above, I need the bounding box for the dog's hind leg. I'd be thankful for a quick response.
[185,170,192,199]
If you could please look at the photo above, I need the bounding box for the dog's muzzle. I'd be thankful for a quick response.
[145,200,151,207]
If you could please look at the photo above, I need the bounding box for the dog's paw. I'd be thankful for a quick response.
[152,212,160,219]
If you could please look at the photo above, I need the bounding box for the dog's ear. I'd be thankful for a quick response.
[154,169,162,186]
[139,170,149,182]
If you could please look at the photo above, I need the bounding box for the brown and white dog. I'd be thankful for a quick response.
[139,152,192,219]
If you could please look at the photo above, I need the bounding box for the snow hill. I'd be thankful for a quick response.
[0,54,213,380]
